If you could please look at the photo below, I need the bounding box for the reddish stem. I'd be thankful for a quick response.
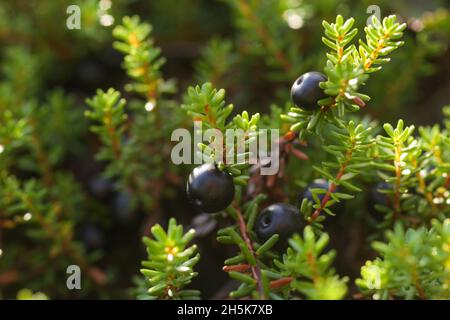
[310,165,346,222]
[236,208,265,299]
[444,175,450,189]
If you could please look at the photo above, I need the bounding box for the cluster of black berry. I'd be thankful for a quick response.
[185,72,333,251]
[186,163,305,250]
[186,72,394,252]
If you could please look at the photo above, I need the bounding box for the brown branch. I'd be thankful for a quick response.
[310,147,352,222]
[414,280,427,299]
[235,207,265,299]
[306,251,321,284]
[363,31,391,71]
[246,131,308,203]
[444,175,450,189]
[310,167,345,222]
[127,31,160,105]
[104,110,122,160]
[409,258,426,299]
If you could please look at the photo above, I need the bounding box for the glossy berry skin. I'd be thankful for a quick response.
[255,203,303,251]
[300,179,345,214]
[187,163,235,213]
[291,71,327,110]
[367,182,392,220]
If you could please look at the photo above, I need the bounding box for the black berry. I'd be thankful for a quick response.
[291,71,327,110]
[300,179,345,214]
[255,203,303,251]
[367,182,392,220]
[114,191,133,221]
[187,163,235,213]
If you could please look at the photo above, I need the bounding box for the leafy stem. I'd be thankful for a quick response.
[301,121,373,223]
[235,206,264,298]
[310,150,350,222]
[393,142,403,219]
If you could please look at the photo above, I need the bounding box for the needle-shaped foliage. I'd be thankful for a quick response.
[1,3,449,301]
[282,15,406,137]
[85,16,185,213]
[356,219,450,300]
[299,120,375,225]
[182,82,261,181]
[276,226,348,300]
[113,15,173,102]
[140,218,200,300]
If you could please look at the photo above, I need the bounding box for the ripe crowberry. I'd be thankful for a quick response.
[291,71,327,110]
[300,179,345,214]
[187,163,235,213]
[367,182,392,220]
[255,203,303,251]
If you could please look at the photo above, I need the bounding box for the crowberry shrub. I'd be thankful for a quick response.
[0,1,449,301]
